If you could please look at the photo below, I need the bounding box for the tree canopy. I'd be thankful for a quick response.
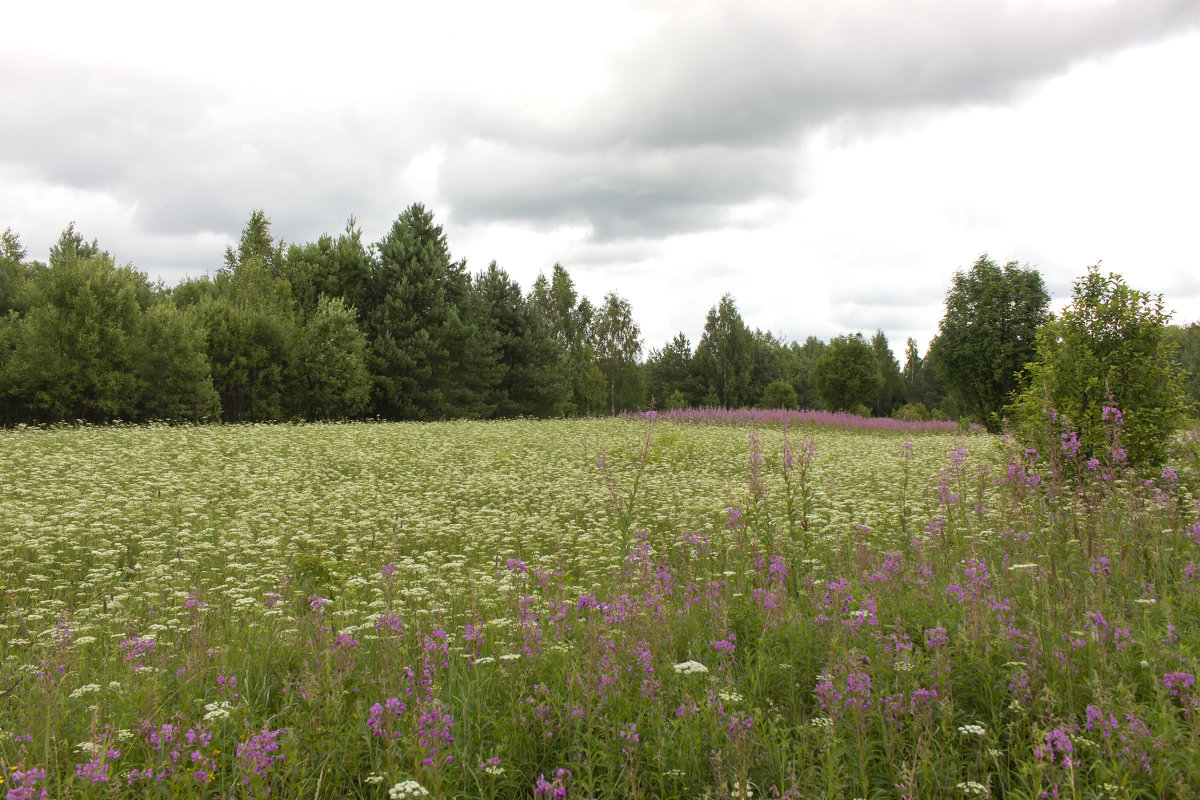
[930,255,1050,431]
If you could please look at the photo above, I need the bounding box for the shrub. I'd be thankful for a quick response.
[1008,266,1187,468]
[759,379,798,410]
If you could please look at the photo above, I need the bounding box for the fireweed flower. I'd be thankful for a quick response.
[1164,672,1195,697]
[1035,727,1074,768]
[533,767,571,799]
[924,626,950,648]
[236,727,286,784]
[416,704,455,767]
[368,697,407,739]
[711,632,736,656]
[5,767,49,800]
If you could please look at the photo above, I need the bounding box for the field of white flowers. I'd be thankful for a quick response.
[1,416,1197,799]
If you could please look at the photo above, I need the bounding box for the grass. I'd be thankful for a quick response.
[0,415,1197,798]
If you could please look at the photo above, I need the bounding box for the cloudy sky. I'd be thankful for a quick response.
[4,0,1199,356]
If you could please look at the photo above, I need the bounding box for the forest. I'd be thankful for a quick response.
[2,205,1198,432]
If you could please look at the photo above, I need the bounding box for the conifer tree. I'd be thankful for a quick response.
[368,204,500,419]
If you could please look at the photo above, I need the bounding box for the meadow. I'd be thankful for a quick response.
[0,414,1198,799]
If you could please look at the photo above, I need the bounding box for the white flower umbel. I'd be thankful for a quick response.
[389,779,430,799]
[672,660,709,675]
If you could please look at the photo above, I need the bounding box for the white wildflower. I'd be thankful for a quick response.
[958,724,987,737]
[202,701,232,721]
[69,684,101,699]
[731,780,754,799]
[956,780,990,796]
[389,779,430,799]
[673,660,709,675]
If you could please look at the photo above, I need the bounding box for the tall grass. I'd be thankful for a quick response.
[0,416,1197,798]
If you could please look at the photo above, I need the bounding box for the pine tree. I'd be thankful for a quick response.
[473,263,567,417]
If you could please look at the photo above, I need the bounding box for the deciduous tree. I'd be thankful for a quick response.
[930,255,1050,431]
[812,333,882,413]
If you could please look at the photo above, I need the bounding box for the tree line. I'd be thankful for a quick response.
[2,207,1198,443]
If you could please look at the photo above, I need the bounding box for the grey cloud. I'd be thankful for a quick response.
[440,140,797,241]
[1,52,431,245]
[439,0,1200,238]
[590,0,1200,149]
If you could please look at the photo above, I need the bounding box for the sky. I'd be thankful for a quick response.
[3,0,1200,358]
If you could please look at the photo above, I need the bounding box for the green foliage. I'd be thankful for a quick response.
[904,336,951,414]
[869,329,905,417]
[930,255,1050,431]
[198,293,298,421]
[1009,266,1188,467]
[0,227,30,316]
[296,295,372,420]
[891,402,929,421]
[0,234,152,422]
[664,388,688,410]
[1167,321,1200,412]
[368,204,501,420]
[280,218,374,319]
[223,208,283,275]
[760,378,798,409]
[530,264,605,416]
[645,333,695,411]
[693,294,753,407]
[473,262,567,417]
[137,303,222,421]
[787,336,827,410]
[812,333,882,412]
[748,329,786,406]
[592,291,643,414]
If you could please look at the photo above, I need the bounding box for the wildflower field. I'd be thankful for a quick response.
[1,415,1198,799]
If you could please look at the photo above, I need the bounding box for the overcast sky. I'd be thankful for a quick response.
[4,0,1199,356]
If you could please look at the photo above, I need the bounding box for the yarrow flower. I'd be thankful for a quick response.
[957,780,990,796]
[958,723,987,737]
[673,660,709,675]
[389,779,430,799]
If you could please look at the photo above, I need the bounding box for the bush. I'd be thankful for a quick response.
[1008,266,1187,468]
[892,402,930,422]
[664,389,688,411]
[759,379,798,410]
